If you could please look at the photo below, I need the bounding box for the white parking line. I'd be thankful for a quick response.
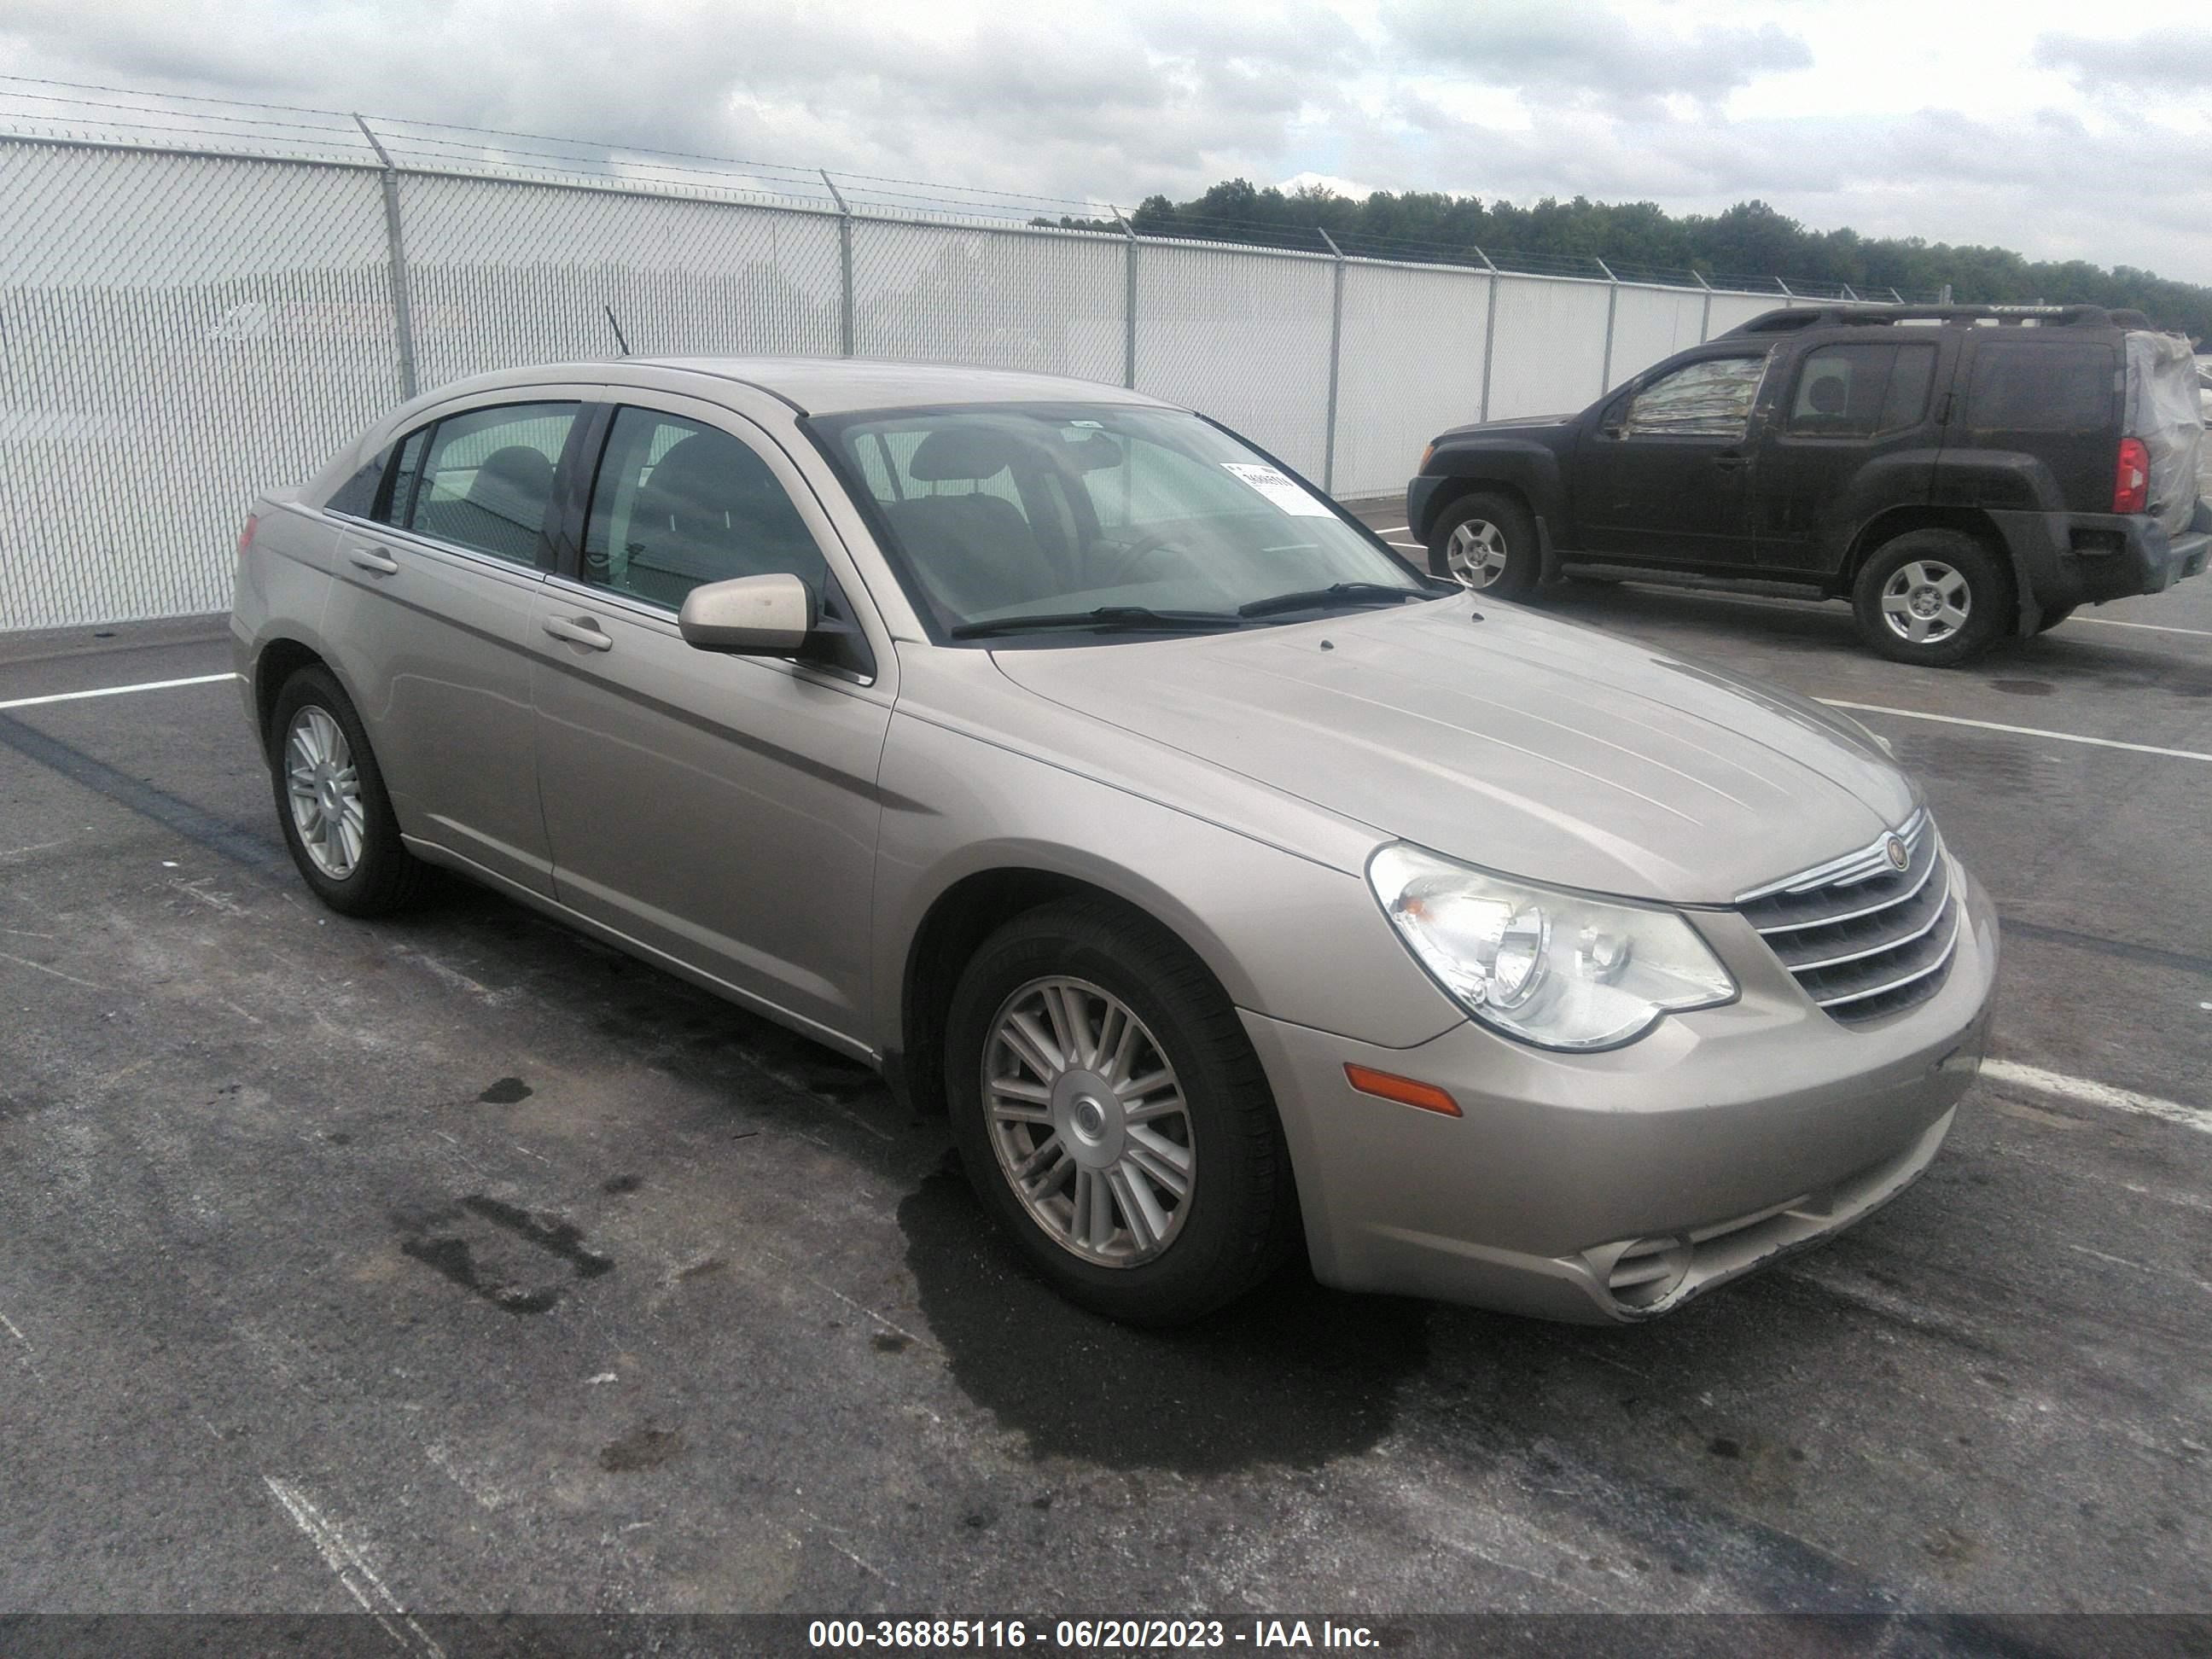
[1820,699,2212,764]
[263,1476,445,1657]
[2069,616,2212,639]
[0,672,238,713]
[1982,1059,2210,1138]
[1365,524,1409,536]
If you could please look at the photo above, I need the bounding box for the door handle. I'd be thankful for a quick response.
[347,545,399,574]
[542,614,613,652]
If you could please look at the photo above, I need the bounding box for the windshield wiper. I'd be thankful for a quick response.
[949,606,1243,639]
[1235,582,1435,620]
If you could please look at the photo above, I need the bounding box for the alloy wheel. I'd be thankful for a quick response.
[284,705,366,879]
[982,976,1195,1266]
[1445,519,1511,590]
[1880,559,1970,645]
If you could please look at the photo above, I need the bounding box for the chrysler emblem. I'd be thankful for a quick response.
[1883,835,1909,871]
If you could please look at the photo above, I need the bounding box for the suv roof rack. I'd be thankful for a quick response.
[1723,303,2122,337]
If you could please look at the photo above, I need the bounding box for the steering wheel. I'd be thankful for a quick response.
[1086,530,1185,586]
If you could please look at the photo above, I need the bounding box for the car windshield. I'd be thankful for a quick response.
[810,404,1431,639]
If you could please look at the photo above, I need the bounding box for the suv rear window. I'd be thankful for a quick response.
[1965,341,2113,433]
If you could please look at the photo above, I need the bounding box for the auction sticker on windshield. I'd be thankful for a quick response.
[1221,462,1333,516]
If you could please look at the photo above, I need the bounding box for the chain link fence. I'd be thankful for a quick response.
[1,114,1862,632]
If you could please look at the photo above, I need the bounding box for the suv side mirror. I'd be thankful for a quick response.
[678,573,816,655]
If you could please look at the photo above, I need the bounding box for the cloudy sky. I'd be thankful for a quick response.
[2,0,2207,278]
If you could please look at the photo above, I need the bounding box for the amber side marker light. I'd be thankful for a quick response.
[1343,1063,1461,1117]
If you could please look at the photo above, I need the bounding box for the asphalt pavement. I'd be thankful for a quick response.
[1,525,2208,1633]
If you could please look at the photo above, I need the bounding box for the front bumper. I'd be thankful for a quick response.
[1989,498,2211,615]
[1243,866,1999,1324]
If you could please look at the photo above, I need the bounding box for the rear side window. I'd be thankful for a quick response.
[386,402,579,565]
[1785,342,1940,437]
[325,448,389,518]
[1625,356,1768,439]
[1965,341,2114,433]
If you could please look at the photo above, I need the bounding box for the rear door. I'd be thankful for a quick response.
[1751,335,1945,573]
[527,392,894,1047]
[323,389,594,897]
[1571,349,1773,565]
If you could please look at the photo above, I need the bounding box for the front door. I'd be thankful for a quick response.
[1572,351,1772,565]
[528,394,894,1049]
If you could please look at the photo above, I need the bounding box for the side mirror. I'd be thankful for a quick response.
[678,573,816,655]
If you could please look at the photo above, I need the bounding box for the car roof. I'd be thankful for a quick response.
[617,356,1178,416]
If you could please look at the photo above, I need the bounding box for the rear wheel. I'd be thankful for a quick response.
[268,665,428,916]
[943,899,1297,1325]
[1851,530,2013,667]
[1429,492,1539,600]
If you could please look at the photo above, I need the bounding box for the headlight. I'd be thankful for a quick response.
[1366,843,1736,1051]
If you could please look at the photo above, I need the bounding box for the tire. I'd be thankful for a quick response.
[2034,603,2077,633]
[942,898,1298,1325]
[1429,491,1540,600]
[1850,529,2014,667]
[267,664,429,917]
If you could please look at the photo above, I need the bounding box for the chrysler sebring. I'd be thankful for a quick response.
[231,358,1996,1324]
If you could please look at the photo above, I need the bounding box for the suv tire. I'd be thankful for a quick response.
[943,899,1298,1325]
[1429,492,1540,600]
[268,664,430,917]
[1851,529,2014,667]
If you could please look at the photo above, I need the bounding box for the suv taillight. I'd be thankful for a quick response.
[236,514,259,562]
[2113,439,2150,515]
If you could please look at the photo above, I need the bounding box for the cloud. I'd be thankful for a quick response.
[2032,28,2212,92]
[1380,0,1812,105]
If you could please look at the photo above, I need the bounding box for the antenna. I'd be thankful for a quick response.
[604,306,631,358]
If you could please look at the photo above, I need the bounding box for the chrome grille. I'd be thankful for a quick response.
[1737,811,1959,1026]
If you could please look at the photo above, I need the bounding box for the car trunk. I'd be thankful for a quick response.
[2124,330,2205,534]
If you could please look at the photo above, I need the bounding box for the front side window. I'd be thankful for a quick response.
[812,405,1425,639]
[389,402,579,565]
[1625,356,1769,439]
[584,408,826,608]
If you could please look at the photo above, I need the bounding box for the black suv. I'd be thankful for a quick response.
[1407,305,2210,665]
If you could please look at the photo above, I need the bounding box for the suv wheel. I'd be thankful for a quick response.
[1851,530,2013,667]
[943,899,1297,1325]
[1430,492,1539,599]
[268,665,429,916]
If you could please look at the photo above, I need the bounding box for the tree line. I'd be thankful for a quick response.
[1044,181,2209,342]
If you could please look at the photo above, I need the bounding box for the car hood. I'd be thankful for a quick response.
[989,595,1918,905]
[1440,413,1577,438]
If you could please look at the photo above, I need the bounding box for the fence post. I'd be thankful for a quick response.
[1113,207,1138,390]
[1318,229,1345,495]
[1476,247,1500,422]
[1595,258,1620,392]
[352,114,418,399]
[1693,269,1713,343]
[821,171,855,356]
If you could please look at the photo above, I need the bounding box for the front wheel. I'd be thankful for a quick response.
[943,899,1297,1324]
[1429,492,1539,599]
[1851,530,2014,667]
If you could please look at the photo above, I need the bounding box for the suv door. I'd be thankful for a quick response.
[528,393,894,1048]
[323,391,591,897]
[1751,335,1946,573]
[1571,349,1773,565]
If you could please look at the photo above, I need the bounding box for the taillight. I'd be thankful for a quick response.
[2113,439,2150,515]
[236,514,259,562]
